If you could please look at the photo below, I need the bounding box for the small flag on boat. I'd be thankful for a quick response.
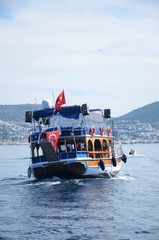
[55,90,66,111]
[46,130,60,150]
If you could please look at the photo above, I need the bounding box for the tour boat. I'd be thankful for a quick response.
[25,98,127,180]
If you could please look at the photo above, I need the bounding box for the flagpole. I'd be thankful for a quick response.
[52,91,55,105]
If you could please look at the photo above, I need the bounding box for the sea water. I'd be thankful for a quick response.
[0,143,159,240]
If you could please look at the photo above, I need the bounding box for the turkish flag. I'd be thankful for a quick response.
[46,130,60,150]
[55,90,66,111]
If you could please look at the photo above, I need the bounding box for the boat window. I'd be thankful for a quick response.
[33,147,37,157]
[38,146,43,156]
[94,139,101,151]
[88,140,93,151]
[102,140,107,151]
[109,140,113,148]
[33,143,40,157]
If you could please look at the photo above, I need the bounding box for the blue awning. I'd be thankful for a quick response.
[33,105,82,121]
[33,108,54,121]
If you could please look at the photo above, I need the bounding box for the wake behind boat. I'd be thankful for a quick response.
[25,93,127,180]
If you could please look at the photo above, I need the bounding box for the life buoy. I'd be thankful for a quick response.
[121,153,127,163]
[89,127,95,136]
[99,126,104,135]
[107,127,111,136]
[99,159,105,171]
[112,156,117,167]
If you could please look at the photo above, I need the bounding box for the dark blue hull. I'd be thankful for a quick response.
[32,162,86,179]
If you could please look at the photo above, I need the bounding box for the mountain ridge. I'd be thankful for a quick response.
[0,101,159,123]
[0,101,159,143]
[117,101,159,123]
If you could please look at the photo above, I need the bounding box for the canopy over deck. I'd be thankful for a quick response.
[33,105,82,121]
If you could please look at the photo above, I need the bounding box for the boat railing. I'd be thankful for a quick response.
[32,155,48,164]
[59,150,88,160]
[29,124,112,142]
[60,127,86,136]
[87,150,110,159]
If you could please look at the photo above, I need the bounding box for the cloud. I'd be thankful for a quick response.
[0,0,159,116]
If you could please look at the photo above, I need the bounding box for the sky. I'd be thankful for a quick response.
[0,0,159,117]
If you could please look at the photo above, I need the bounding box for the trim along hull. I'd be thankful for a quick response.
[30,158,122,180]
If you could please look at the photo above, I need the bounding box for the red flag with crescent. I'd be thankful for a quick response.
[55,90,66,111]
[46,130,60,150]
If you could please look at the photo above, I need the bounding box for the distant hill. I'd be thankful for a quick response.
[0,101,159,143]
[0,101,159,124]
[0,104,41,123]
[0,104,41,143]
[117,101,159,123]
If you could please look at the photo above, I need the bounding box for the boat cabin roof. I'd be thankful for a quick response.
[33,105,82,121]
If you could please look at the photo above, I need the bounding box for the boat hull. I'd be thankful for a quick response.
[32,162,86,179]
[30,158,121,180]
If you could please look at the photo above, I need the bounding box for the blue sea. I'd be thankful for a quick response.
[0,143,159,240]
